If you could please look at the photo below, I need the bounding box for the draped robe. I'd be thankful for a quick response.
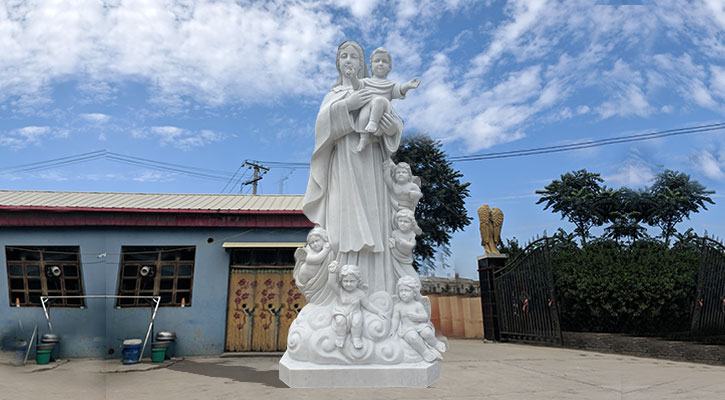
[303,85,415,293]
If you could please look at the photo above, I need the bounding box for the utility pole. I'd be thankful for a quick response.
[242,161,269,194]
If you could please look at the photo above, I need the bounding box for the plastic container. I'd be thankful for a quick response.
[151,347,166,363]
[14,340,27,365]
[121,339,143,365]
[36,349,52,365]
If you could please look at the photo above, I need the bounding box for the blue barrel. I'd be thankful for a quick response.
[122,339,143,364]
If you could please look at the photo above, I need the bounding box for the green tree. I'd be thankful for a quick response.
[393,135,471,273]
[602,187,650,244]
[646,169,715,245]
[536,169,607,245]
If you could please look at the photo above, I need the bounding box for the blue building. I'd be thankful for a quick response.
[0,190,311,358]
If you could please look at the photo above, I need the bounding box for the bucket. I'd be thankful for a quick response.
[14,340,27,364]
[121,339,143,365]
[36,349,52,365]
[151,347,166,363]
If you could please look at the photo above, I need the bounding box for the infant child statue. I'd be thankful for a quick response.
[351,47,420,152]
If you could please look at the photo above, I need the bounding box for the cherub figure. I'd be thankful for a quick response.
[352,47,420,152]
[294,227,332,285]
[328,261,387,349]
[389,208,421,279]
[293,227,336,304]
[389,275,447,362]
[383,160,423,211]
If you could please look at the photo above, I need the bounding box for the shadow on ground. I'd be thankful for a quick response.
[168,360,286,388]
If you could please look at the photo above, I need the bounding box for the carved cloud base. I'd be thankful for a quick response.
[278,351,441,388]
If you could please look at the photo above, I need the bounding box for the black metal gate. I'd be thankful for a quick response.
[691,237,725,335]
[493,238,562,344]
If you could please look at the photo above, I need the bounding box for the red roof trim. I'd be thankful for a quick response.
[0,210,313,228]
[0,205,304,214]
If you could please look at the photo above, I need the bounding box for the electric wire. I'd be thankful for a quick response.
[0,122,722,184]
[220,164,244,193]
[449,123,725,162]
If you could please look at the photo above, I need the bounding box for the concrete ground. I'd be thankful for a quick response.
[1,339,724,400]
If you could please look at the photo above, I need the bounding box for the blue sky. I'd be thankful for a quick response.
[2,0,725,279]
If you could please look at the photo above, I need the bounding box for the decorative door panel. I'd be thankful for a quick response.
[226,267,306,352]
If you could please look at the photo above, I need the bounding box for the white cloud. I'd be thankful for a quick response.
[691,149,725,180]
[0,126,67,149]
[0,0,342,108]
[711,65,725,100]
[131,171,176,183]
[605,155,657,187]
[80,113,111,124]
[135,126,225,150]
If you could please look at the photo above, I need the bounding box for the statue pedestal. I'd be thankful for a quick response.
[478,254,508,341]
[279,352,441,388]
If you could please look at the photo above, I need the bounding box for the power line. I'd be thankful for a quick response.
[220,164,244,194]
[449,122,725,162]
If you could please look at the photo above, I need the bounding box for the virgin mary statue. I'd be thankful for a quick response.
[303,40,415,293]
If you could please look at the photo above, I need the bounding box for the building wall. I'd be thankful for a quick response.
[0,226,308,358]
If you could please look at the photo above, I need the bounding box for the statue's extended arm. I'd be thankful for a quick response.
[400,78,420,96]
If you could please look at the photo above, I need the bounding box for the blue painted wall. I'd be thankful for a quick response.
[0,226,307,358]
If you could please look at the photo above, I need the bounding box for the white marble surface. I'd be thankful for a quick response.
[279,351,441,388]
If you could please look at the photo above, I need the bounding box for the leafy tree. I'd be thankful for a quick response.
[602,187,650,244]
[536,169,607,245]
[646,170,715,245]
[497,237,524,259]
[393,134,471,273]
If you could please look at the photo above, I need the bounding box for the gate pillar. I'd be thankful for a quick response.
[478,254,508,341]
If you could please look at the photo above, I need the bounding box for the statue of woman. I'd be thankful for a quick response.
[303,40,414,293]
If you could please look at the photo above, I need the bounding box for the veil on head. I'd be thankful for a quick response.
[333,40,370,89]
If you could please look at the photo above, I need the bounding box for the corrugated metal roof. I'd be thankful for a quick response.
[0,190,305,212]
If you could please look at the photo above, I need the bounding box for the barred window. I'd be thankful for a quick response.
[5,246,85,307]
[116,246,195,307]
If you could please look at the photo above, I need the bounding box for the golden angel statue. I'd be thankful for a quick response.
[478,204,503,255]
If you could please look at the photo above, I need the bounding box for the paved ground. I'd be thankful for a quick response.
[1,339,724,400]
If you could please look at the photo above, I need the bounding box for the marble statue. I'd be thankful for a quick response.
[293,227,335,305]
[329,262,387,349]
[389,276,446,362]
[384,160,423,211]
[478,204,504,255]
[281,40,444,388]
[355,47,420,152]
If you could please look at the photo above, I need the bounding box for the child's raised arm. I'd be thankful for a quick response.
[401,78,420,95]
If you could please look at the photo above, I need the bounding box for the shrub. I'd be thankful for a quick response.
[551,236,700,334]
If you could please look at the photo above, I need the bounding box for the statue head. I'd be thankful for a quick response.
[396,275,422,302]
[307,226,329,252]
[394,208,420,235]
[339,264,362,291]
[333,40,369,89]
[393,162,413,183]
[369,47,392,78]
